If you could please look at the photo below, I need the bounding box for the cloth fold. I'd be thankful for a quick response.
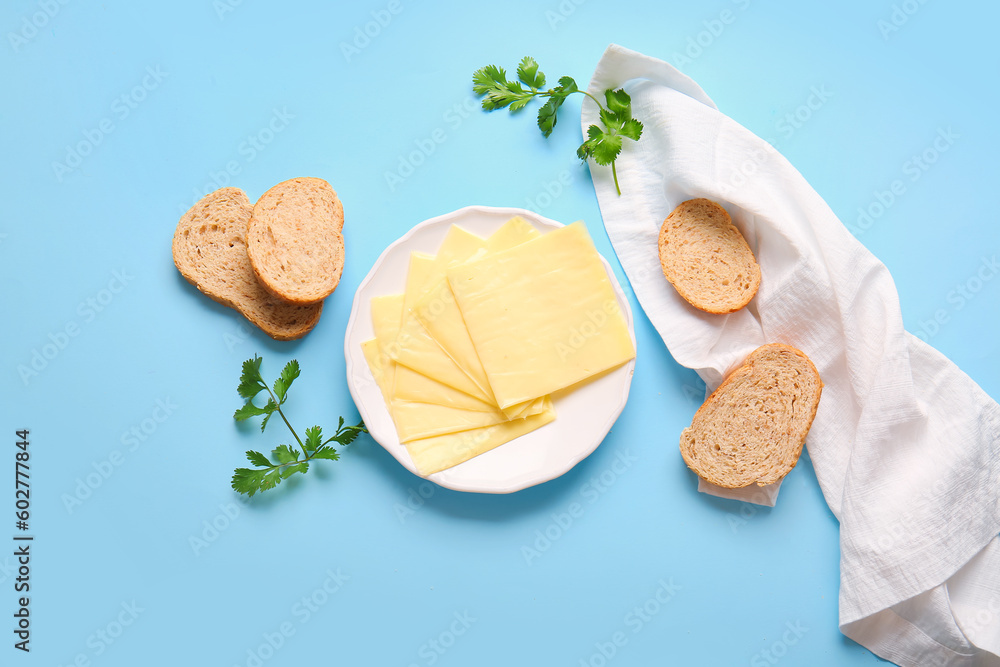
[583,43,1000,666]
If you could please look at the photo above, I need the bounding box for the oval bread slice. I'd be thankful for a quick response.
[246,177,345,305]
[679,343,822,488]
[658,198,761,314]
[172,187,322,341]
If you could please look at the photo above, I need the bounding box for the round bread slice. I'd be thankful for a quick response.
[172,187,322,341]
[679,343,822,488]
[246,177,345,305]
[658,198,761,314]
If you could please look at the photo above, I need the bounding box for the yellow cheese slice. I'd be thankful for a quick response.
[484,215,542,251]
[392,365,495,412]
[364,337,556,451]
[370,294,494,412]
[405,404,557,476]
[391,253,492,402]
[414,217,546,418]
[361,339,393,407]
[448,221,635,409]
[432,224,487,269]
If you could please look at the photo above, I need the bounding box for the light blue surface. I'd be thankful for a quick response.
[2,1,997,665]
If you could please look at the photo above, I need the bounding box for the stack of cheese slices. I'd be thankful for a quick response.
[362,216,636,475]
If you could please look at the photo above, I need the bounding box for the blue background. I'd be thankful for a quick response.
[2,0,998,665]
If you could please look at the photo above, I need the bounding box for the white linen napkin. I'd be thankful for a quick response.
[582,44,1000,666]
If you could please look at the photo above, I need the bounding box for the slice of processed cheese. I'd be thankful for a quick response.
[361,339,393,407]
[391,253,492,402]
[448,221,635,409]
[414,217,545,418]
[364,336,555,446]
[405,402,556,476]
[371,294,493,413]
[393,365,495,412]
[433,224,487,269]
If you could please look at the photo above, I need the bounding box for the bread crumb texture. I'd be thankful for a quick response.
[679,343,822,488]
[246,177,345,305]
[658,198,761,314]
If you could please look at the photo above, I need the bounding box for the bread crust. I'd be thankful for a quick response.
[679,343,822,488]
[658,198,761,314]
[172,187,322,340]
[246,177,345,305]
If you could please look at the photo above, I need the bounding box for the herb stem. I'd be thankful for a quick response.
[581,90,604,110]
[264,385,305,452]
[611,161,621,196]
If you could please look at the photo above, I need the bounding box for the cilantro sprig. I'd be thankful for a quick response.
[472,56,643,195]
[232,355,366,497]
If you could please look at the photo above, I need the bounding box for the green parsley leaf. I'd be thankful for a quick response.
[516,56,545,89]
[332,424,366,447]
[237,355,266,399]
[311,447,340,462]
[556,76,579,95]
[245,450,271,467]
[537,96,564,137]
[281,461,309,478]
[620,118,643,142]
[472,64,507,96]
[271,444,299,464]
[303,425,323,455]
[234,401,270,422]
[272,359,300,404]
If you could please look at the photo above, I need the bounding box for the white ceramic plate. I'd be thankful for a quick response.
[344,206,636,494]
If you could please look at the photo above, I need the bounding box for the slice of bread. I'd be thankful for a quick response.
[679,343,822,488]
[658,198,761,314]
[246,177,345,305]
[172,187,322,341]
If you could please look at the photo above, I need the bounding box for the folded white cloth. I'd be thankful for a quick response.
[583,43,1000,666]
